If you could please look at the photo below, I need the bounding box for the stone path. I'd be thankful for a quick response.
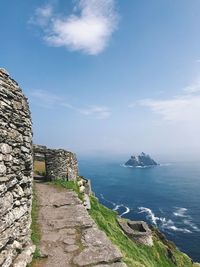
[34,182,127,267]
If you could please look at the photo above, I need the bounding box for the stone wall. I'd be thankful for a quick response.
[33,145,78,181]
[33,144,46,162]
[0,69,34,267]
[45,149,78,181]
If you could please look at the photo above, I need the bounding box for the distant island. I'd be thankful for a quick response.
[125,152,158,167]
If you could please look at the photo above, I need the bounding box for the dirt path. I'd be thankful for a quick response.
[34,182,126,267]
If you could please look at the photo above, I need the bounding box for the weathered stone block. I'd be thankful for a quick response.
[0,68,34,266]
[0,143,12,154]
[117,218,153,246]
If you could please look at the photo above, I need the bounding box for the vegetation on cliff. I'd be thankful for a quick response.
[51,179,84,200]
[31,165,196,267]
[89,194,194,267]
[28,185,43,267]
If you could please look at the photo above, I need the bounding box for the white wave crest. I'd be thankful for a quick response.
[113,204,130,217]
[113,204,121,211]
[100,193,116,206]
[120,206,130,217]
[138,207,192,234]
[173,207,188,217]
[100,194,130,217]
[183,219,200,232]
[120,164,133,168]
[138,207,160,225]
[167,226,192,233]
[135,166,151,169]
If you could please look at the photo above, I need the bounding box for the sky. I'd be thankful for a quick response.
[1,0,200,160]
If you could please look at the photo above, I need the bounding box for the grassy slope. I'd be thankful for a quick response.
[31,163,196,267]
[89,195,193,267]
[28,184,43,267]
[51,179,84,200]
[31,185,41,258]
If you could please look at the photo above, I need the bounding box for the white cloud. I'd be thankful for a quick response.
[138,95,200,122]
[80,106,111,119]
[183,79,200,93]
[30,90,111,119]
[31,0,118,55]
[132,77,200,123]
[31,89,64,107]
[30,5,53,27]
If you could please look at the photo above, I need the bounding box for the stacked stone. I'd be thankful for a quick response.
[33,144,47,162]
[0,69,35,267]
[45,149,78,181]
[117,218,153,247]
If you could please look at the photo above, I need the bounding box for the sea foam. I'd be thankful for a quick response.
[173,207,188,217]
[138,207,193,234]
[100,194,130,217]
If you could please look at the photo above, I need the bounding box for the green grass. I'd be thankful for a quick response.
[34,160,46,176]
[89,194,193,267]
[51,179,84,201]
[31,185,41,259]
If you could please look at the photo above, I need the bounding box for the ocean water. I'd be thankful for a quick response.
[79,158,200,262]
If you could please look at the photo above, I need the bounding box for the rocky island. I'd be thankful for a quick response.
[125,152,158,167]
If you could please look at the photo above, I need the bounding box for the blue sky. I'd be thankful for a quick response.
[1,0,200,159]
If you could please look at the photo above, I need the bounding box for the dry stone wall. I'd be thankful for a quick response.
[33,144,78,181]
[45,148,78,181]
[0,68,35,267]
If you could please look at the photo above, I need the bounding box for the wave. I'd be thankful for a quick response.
[120,164,133,168]
[173,207,188,217]
[100,196,198,234]
[100,193,116,206]
[120,206,130,217]
[113,204,121,211]
[113,204,130,215]
[183,219,200,232]
[138,207,192,234]
[172,207,200,232]
[121,163,172,168]
[100,194,130,217]
[121,164,155,169]
[138,207,160,225]
[135,166,152,169]
[167,226,192,233]
[113,204,130,217]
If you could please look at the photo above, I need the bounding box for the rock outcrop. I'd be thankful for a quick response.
[118,218,153,246]
[0,68,35,267]
[125,152,158,167]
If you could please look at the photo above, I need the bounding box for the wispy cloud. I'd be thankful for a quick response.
[30,0,119,55]
[138,95,200,122]
[31,5,53,27]
[79,106,111,119]
[131,78,200,123]
[183,79,200,93]
[30,90,111,119]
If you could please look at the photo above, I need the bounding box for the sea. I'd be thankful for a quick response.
[79,157,200,262]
